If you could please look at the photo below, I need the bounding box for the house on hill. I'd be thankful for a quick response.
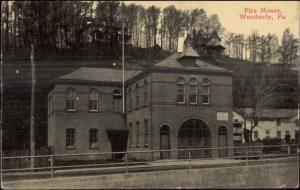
[47,45,234,160]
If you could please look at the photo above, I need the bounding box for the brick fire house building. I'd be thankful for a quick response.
[47,45,234,160]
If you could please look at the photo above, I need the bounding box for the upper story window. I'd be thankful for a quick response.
[128,87,132,110]
[66,128,76,149]
[136,83,139,108]
[189,78,198,104]
[276,118,281,126]
[144,79,148,106]
[201,78,210,105]
[66,88,77,111]
[176,77,185,104]
[89,88,99,112]
[89,128,98,149]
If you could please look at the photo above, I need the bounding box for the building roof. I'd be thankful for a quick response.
[58,67,141,83]
[235,108,298,119]
[154,52,229,72]
[177,45,200,59]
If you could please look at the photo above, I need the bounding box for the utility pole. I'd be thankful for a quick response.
[122,1,125,115]
[30,43,35,168]
[0,0,4,176]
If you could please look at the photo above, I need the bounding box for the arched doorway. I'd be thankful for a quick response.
[178,119,211,159]
[218,126,228,157]
[160,125,170,159]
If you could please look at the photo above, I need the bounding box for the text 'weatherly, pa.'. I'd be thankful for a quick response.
[240,8,287,21]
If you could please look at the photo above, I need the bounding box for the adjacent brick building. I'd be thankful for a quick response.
[48,45,234,160]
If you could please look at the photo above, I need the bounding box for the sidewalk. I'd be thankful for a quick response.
[2,157,298,189]
[2,156,298,182]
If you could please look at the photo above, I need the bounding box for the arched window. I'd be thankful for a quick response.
[218,126,228,157]
[89,88,99,111]
[66,88,77,111]
[176,77,185,104]
[144,79,148,106]
[189,78,198,104]
[136,83,139,108]
[201,78,210,105]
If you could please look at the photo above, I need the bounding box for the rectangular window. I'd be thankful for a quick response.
[66,88,76,111]
[144,81,148,106]
[266,130,270,135]
[66,128,76,149]
[129,123,132,147]
[254,131,259,139]
[129,88,132,110]
[136,121,140,147]
[276,118,281,126]
[89,128,98,149]
[277,130,281,138]
[144,119,149,147]
[286,130,290,135]
[88,89,99,112]
[136,84,139,109]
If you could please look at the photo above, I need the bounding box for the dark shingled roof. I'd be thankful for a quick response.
[177,45,200,59]
[154,53,229,72]
[58,67,141,83]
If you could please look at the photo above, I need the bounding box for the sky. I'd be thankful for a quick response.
[125,1,299,51]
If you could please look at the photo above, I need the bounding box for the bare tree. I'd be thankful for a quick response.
[235,64,276,142]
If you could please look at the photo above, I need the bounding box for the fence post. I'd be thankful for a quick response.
[188,149,191,170]
[125,153,128,174]
[287,144,290,155]
[50,155,54,178]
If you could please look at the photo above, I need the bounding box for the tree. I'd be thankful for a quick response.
[278,28,299,65]
[235,64,276,142]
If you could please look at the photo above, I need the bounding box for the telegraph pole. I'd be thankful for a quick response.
[30,43,35,168]
[122,1,125,115]
[0,1,3,175]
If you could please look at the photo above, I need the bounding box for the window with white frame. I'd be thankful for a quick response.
[66,88,77,111]
[88,88,99,112]
[89,128,98,149]
[66,128,76,149]
[136,84,139,108]
[176,77,185,104]
[144,79,148,106]
[189,78,198,104]
[201,78,210,105]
